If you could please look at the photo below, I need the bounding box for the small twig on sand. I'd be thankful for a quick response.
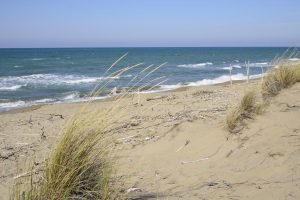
[181,145,223,164]
[146,96,166,101]
[197,108,226,112]
[118,135,138,141]
[13,168,41,180]
[15,143,29,146]
[49,114,64,119]
[41,126,46,140]
[176,140,190,152]
[13,172,31,180]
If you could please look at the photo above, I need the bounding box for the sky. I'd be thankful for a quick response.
[0,0,300,48]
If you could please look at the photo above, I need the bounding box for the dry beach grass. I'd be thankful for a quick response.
[226,60,300,133]
[8,55,170,200]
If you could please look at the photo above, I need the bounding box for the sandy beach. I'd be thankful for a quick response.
[1,78,299,199]
[1,0,300,199]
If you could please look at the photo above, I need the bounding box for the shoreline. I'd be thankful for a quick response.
[0,76,262,115]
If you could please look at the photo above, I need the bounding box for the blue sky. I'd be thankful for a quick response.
[0,0,300,47]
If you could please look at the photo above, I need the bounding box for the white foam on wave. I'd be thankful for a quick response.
[159,83,183,91]
[0,85,26,91]
[0,73,129,88]
[31,58,45,61]
[146,71,265,94]
[177,62,213,68]
[250,62,269,67]
[0,101,26,111]
[221,65,242,70]
[13,65,24,68]
[288,58,300,61]
[233,65,242,69]
[153,73,264,93]
[0,92,110,112]
[33,98,56,103]
[61,92,80,101]
[187,73,263,86]
[222,67,231,70]
[63,78,101,84]
[58,91,109,103]
[0,98,58,111]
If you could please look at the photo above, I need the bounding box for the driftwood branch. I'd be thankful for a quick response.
[118,135,138,141]
[49,114,64,119]
[181,145,223,164]
[176,140,190,152]
[146,96,166,101]
[13,171,31,180]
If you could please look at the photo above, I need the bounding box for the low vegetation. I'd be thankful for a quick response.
[262,64,297,98]
[11,110,120,200]
[226,108,242,131]
[226,89,259,132]
[10,56,167,200]
[227,60,300,133]
[40,111,117,199]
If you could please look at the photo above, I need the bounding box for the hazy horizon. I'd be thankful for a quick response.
[0,46,299,49]
[1,0,300,48]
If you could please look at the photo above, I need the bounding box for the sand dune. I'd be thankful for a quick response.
[0,80,299,199]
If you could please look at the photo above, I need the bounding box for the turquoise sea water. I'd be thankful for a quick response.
[0,47,298,112]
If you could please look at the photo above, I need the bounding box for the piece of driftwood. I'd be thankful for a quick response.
[13,168,41,180]
[118,135,138,141]
[49,113,64,119]
[13,171,31,179]
[181,145,223,164]
[146,96,166,101]
[176,140,190,152]
[197,108,226,112]
[126,187,142,193]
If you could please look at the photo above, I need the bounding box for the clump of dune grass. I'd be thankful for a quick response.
[226,89,257,132]
[240,90,256,112]
[291,62,300,82]
[10,55,168,200]
[11,105,119,200]
[227,57,300,133]
[255,101,269,115]
[262,63,298,98]
[10,164,38,200]
[40,111,117,199]
[10,56,134,200]
[226,108,242,131]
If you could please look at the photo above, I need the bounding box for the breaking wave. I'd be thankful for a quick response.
[0,73,131,89]
[249,62,269,67]
[177,62,213,68]
[0,85,26,91]
[288,58,300,61]
[221,65,242,70]
[187,73,263,86]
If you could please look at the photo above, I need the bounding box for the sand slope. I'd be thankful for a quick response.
[121,83,300,199]
[0,81,299,199]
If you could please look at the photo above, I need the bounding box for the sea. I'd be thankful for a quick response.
[0,47,299,112]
